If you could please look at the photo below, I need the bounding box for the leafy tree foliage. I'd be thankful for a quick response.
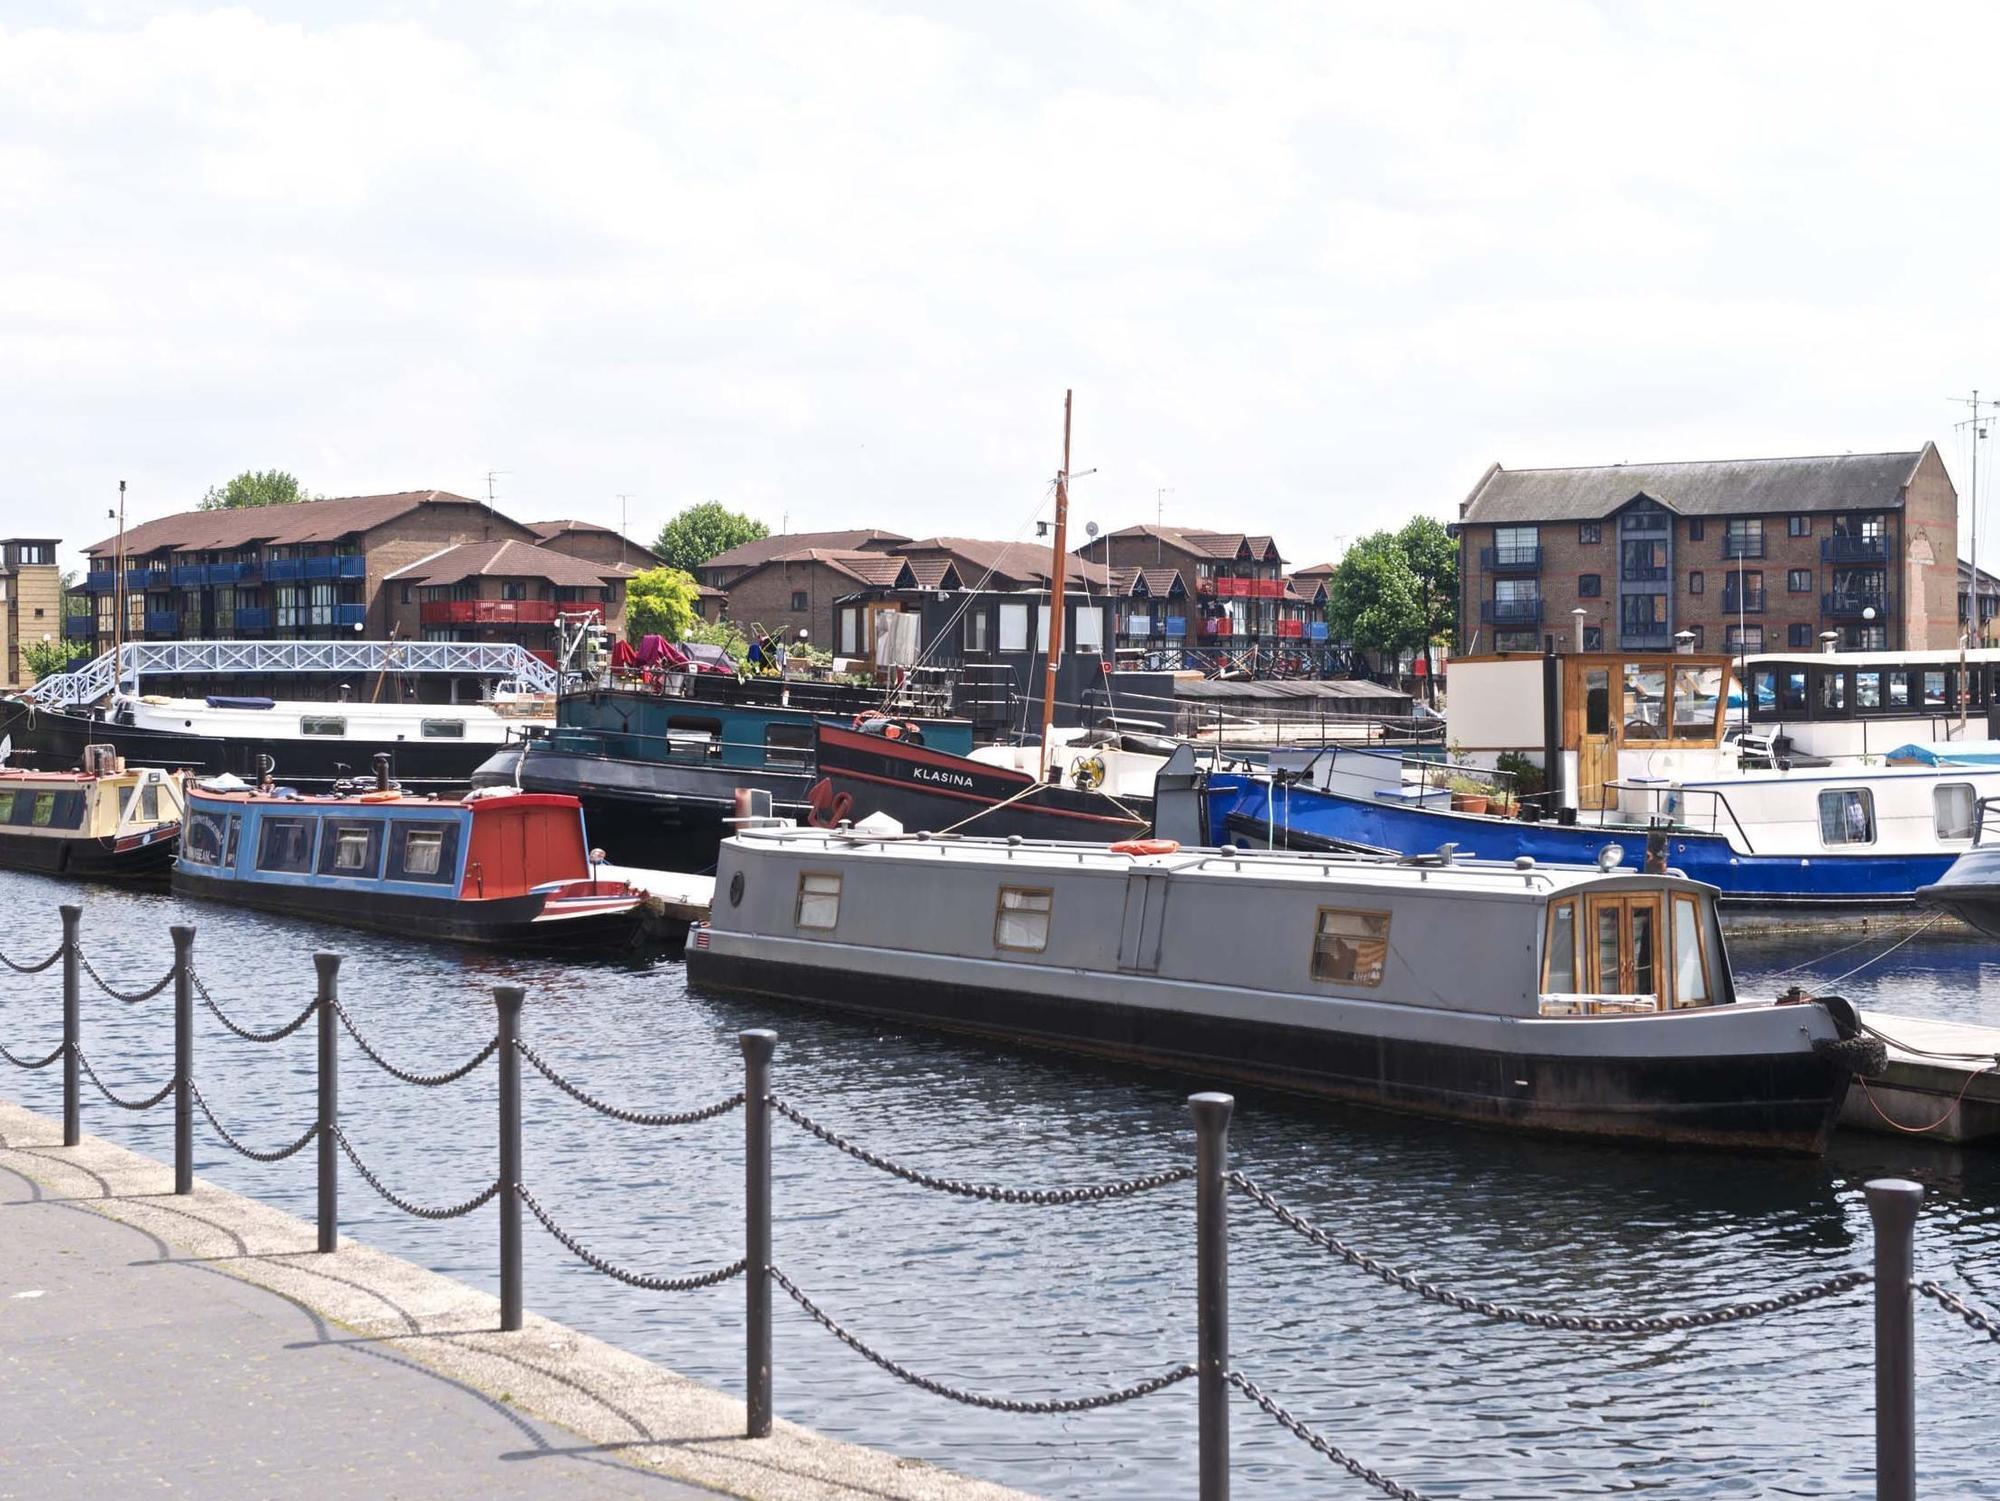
[22,637,89,683]
[199,469,311,510]
[1395,514,1458,690]
[624,566,701,643]
[1326,532,1423,655]
[653,501,768,575]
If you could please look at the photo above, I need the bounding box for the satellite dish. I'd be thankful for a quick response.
[1084,520,1100,539]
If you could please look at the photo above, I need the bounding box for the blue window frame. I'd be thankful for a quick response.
[256,816,316,874]
[318,820,385,879]
[386,821,461,884]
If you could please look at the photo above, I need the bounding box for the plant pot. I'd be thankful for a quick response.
[1451,794,1489,815]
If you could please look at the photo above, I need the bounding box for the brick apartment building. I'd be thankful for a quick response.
[1,537,62,687]
[695,529,909,590]
[384,538,633,644]
[527,519,662,573]
[79,491,631,662]
[1453,447,1960,656]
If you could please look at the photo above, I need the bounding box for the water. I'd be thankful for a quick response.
[1,872,1995,1500]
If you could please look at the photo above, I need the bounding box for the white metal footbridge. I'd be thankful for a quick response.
[22,640,560,708]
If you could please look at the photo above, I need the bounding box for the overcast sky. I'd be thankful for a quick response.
[6,1,2000,574]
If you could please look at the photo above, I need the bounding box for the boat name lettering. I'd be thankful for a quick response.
[911,765,977,790]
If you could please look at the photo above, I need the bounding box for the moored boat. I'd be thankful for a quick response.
[0,748,183,882]
[172,776,651,949]
[686,826,1870,1153]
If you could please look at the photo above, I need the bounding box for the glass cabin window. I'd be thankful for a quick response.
[300,716,346,736]
[421,719,465,738]
[1310,908,1390,986]
[1586,895,1660,1003]
[1887,671,1910,708]
[1818,789,1875,846]
[1780,671,1807,712]
[998,603,1029,652]
[1622,664,1667,740]
[1672,894,1709,1007]
[994,887,1054,952]
[1922,671,1948,708]
[1671,664,1722,740]
[1545,900,1578,991]
[257,817,316,873]
[796,872,841,930]
[138,782,160,823]
[325,824,380,876]
[1817,673,1848,713]
[389,824,457,882]
[183,809,228,866]
[1855,671,1883,710]
[1936,783,1977,841]
[403,829,444,875]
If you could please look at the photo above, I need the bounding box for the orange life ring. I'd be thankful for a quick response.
[358,790,401,803]
[1110,837,1179,856]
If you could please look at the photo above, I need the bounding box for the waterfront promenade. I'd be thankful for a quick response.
[0,1099,1032,1501]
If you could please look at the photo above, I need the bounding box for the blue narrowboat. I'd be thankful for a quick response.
[173,782,649,948]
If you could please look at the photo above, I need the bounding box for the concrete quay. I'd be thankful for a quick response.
[0,1098,1036,1501]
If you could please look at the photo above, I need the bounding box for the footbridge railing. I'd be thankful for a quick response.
[0,907,1990,1499]
[22,639,560,707]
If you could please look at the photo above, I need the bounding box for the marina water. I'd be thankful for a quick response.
[5,868,1995,1500]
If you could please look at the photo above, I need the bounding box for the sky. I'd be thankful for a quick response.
[6,0,2000,575]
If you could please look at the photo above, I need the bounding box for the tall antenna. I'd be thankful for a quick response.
[1952,392,1992,646]
[484,470,509,505]
[1154,487,1173,565]
[616,494,636,542]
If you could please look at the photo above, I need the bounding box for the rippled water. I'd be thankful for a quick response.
[0,870,1994,1500]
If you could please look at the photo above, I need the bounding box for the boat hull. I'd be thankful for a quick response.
[1914,846,2000,937]
[172,864,645,950]
[811,722,1151,841]
[0,826,179,884]
[1209,775,1956,905]
[688,945,1850,1153]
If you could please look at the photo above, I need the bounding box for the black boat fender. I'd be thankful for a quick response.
[1798,993,1888,1076]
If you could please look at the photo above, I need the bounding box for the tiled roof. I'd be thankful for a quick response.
[728,547,914,589]
[1459,449,1934,524]
[1093,524,1284,563]
[384,539,632,589]
[528,518,619,539]
[1290,562,1339,579]
[897,537,1113,590]
[86,491,505,556]
[702,528,910,571]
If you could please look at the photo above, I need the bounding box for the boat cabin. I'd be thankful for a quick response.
[1739,647,2000,758]
[0,765,183,842]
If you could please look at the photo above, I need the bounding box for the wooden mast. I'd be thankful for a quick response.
[1038,390,1072,782]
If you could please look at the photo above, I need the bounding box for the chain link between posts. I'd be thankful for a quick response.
[332,1000,497,1087]
[1231,1172,1873,1331]
[332,1127,500,1220]
[769,1096,1195,1204]
[515,1040,746,1127]
[1919,1281,2000,1346]
[0,1036,65,1070]
[191,1084,320,1163]
[517,1182,747,1292]
[192,972,319,1044]
[75,1049,176,1111]
[0,942,63,974]
[77,952,177,1005]
[769,1265,1198,1413]
[1227,1370,1428,1501]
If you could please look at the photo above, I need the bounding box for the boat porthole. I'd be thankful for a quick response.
[729,871,744,907]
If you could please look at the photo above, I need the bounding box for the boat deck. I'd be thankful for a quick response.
[1841,1010,2000,1143]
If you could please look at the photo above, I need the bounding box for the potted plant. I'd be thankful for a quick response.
[1447,773,1490,815]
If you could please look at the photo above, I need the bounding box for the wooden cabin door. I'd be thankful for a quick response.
[1583,893,1661,999]
[1577,667,1616,810]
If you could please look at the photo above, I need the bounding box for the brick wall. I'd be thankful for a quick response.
[8,564,63,686]
[720,559,854,648]
[1901,445,1960,648]
[361,504,539,636]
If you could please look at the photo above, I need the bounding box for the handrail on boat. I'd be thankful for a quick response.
[1601,779,1759,856]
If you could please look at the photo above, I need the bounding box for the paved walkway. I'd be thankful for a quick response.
[0,1163,717,1501]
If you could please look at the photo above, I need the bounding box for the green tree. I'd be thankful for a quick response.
[1326,531,1424,667]
[624,566,701,643]
[652,501,768,575]
[199,469,311,510]
[22,637,89,683]
[1395,515,1458,699]
[684,615,748,660]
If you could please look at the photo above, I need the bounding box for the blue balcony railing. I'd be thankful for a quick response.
[1822,535,1891,564]
[231,607,271,631]
[1480,598,1543,625]
[64,615,95,641]
[84,570,116,592]
[1479,546,1543,573]
[127,569,169,591]
[334,603,368,627]
[1823,592,1890,619]
[142,611,181,636]
[171,561,257,587]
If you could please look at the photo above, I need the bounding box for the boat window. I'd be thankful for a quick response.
[1855,671,1883,711]
[225,815,240,866]
[994,886,1054,951]
[1816,672,1848,714]
[320,822,382,878]
[30,794,57,828]
[1817,789,1875,846]
[1622,664,1666,740]
[1310,908,1390,987]
[256,816,317,873]
[1779,671,1807,713]
[1922,671,1948,708]
[1887,671,1910,708]
[0,792,14,822]
[138,782,160,823]
[388,823,459,883]
[1670,664,1722,740]
[763,723,812,768]
[1583,894,1663,1005]
[1544,899,1578,991]
[795,872,841,930]
[1583,669,1610,736]
[1671,894,1710,1007]
[183,808,229,866]
[1935,783,1977,842]
[300,716,346,736]
[998,603,1029,653]
[1750,670,1776,716]
[420,719,466,739]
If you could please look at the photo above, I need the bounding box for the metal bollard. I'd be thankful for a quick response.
[59,905,80,1148]
[496,985,525,1333]
[171,926,195,1195]
[1191,1092,1234,1501]
[315,954,341,1254]
[741,1028,777,1438]
[1865,1178,1923,1501]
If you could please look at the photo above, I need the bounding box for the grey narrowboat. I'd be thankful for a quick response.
[687,829,1870,1152]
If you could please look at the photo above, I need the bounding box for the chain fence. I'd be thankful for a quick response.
[1918,1281,2000,1346]
[74,1049,176,1111]
[77,951,177,1006]
[1227,1370,1427,1501]
[0,1035,65,1070]
[1231,1171,1874,1332]
[190,1084,320,1164]
[517,1182,747,1292]
[516,1040,745,1127]
[192,972,318,1045]
[0,943,63,975]
[771,1095,1195,1204]
[332,999,496,1087]
[332,1126,500,1221]
[769,1264,1199,1413]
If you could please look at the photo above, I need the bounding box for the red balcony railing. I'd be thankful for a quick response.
[1211,576,1285,599]
[419,600,570,626]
